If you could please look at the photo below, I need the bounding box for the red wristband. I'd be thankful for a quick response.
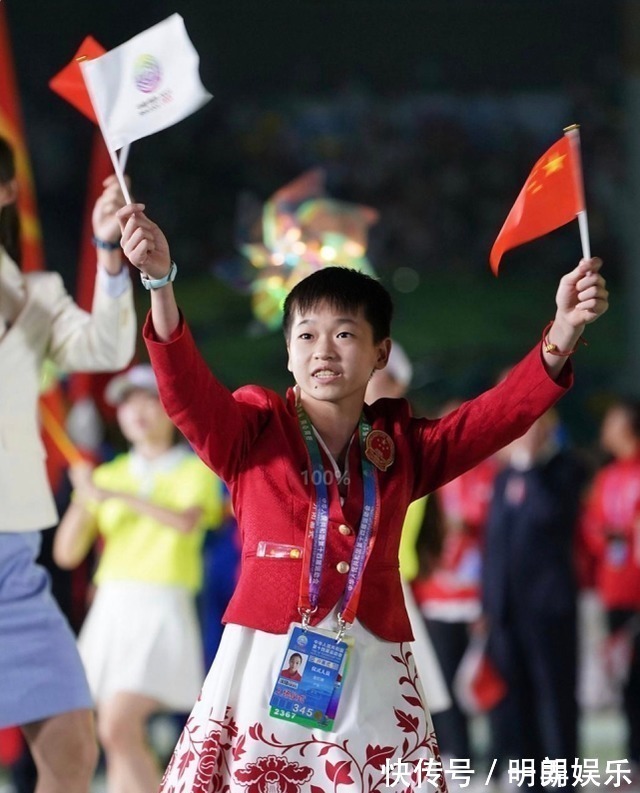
[542,320,587,357]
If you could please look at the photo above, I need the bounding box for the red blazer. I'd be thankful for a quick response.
[144,315,571,641]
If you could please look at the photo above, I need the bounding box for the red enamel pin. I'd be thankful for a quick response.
[364,430,395,471]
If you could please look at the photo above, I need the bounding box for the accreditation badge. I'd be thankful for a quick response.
[269,624,353,732]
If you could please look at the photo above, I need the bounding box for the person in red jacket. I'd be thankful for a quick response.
[413,448,498,763]
[581,398,640,772]
[116,201,607,793]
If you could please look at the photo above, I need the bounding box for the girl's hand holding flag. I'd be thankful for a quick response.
[117,203,179,341]
[117,203,171,277]
[555,257,608,329]
[543,256,608,377]
[92,175,128,244]
[92,174,130,275]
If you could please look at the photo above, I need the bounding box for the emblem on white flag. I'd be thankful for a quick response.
[80,13,211,153]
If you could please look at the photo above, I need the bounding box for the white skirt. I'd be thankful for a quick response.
[160,608,447,793]
[78,580,204,712]
[403,580,451,715]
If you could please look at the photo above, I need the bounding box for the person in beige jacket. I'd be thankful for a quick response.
[0,135,136,793]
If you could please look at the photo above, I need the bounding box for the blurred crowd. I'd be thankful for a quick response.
[33,81,623,288]
[374,351,640,792]
[117,82,621,282]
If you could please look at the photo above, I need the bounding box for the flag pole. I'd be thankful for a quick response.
[118,143,130,172]
[77,55,132,205]
[106,146,132,204]
[563,124,591,260]
[39,400,86,466]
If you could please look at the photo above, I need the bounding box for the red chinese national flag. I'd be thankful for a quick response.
[0,5,44,272]
[490,136,584,274]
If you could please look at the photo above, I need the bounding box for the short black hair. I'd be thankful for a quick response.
[0,136,20,265]
[282,267,393,343]
[289,653,303,663]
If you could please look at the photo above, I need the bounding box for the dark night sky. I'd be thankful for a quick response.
[7,1,618,100]
[1,0,626,422]
[5,1,619,263]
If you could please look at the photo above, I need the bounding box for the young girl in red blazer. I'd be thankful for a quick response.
[116,202,607,793]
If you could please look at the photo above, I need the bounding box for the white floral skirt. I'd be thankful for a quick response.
[403,581,451,715]
[160,608,447,793]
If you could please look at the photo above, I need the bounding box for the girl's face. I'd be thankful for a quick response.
[0,177,17,209]
[286,301,390,412]
[288,655,301,672]
[600,406,635,459]
[116,389,174,447]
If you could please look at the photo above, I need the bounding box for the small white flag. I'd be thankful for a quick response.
[81,13,212,153]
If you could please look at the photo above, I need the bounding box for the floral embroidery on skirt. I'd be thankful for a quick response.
[161,638,447,793]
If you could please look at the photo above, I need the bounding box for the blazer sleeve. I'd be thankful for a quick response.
[143,311,272,482]
[409,344,573,499]
[42,270,136,373]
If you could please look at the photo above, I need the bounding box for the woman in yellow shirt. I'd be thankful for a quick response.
[54,364,223,793]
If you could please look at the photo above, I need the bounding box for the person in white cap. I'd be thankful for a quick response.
[54,364,225,793]
[365,339,414,402]
[0,134,135,793]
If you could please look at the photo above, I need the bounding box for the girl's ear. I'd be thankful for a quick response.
[0,178,18,209]
[373,338,392,371]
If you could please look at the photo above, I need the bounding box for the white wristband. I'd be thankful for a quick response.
[140,261,177,291]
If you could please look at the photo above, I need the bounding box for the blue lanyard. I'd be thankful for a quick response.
[296,400,380,633]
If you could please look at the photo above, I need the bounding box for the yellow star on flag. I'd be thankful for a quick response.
[542,153,566,176]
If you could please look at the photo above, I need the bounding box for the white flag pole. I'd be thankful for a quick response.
[118,144,130,173]
[563,124,591,260]
[78,56,132,204]
[106,147,132,204]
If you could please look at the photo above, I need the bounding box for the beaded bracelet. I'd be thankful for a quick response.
[92,235,121,251]
[542,320,587,357]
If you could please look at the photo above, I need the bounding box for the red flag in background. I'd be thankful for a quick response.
[490,135,584,274]
[51,37,127,421]
[49,36,106,124]
[453,636,508,715]
[0,4,44,272]
[0,6,77,492]
[50,37,130,425]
